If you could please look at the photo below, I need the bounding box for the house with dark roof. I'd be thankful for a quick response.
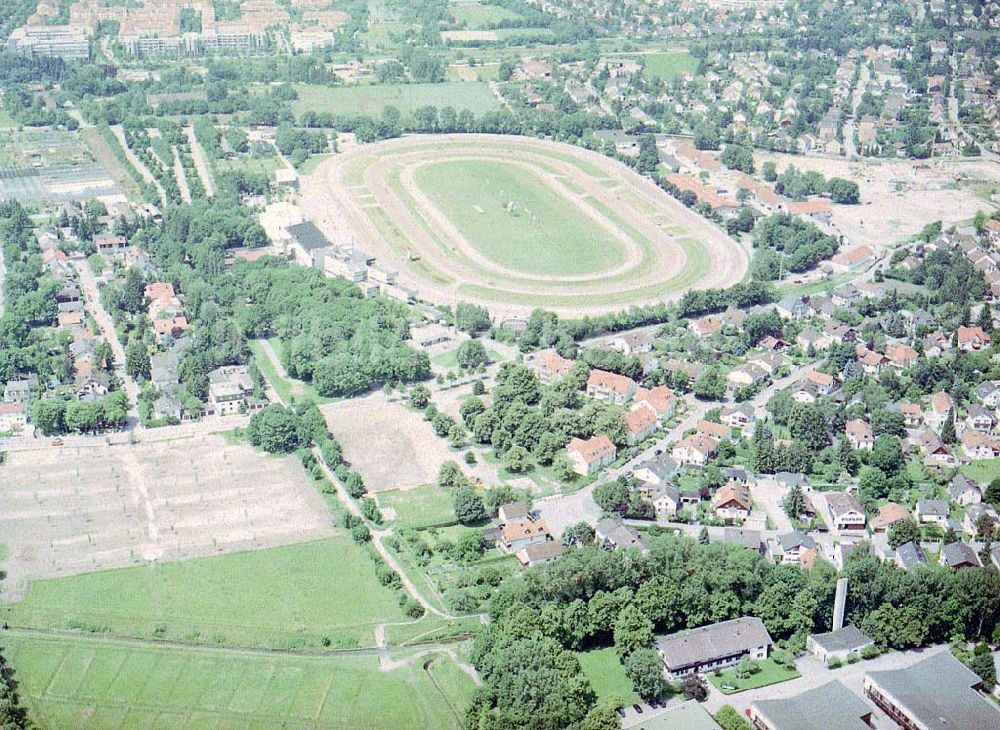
[949,475,983,506]
[595,518,648,552]
[774,531,818,565]
[655,617,772,680]
[752,681,873,730]
[806,625,874,664]
[893,541,928,571]
[939,540,981,569]
[864,651,1000,730]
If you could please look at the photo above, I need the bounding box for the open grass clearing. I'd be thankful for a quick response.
[2,538,404,650]
[383,614,483,646]
[576,647,640,705]
[377,484,458,529]
[292,82,500,119]
[249,338,337,406]
[451,3,524,29]
[960,457,1000,484]
[214,154,285,179]
[413,159,626,276]
[707,656,801,694]
[6,633,475,729]
[640,51,698,80]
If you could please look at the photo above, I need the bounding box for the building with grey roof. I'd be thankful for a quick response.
[655,617,772,679]
[864,651,1000,730]
[894,541,928,571]
[595,518,648,552]
[939,540,981,569]
[806,624,874,664]
[751,680,873,730]
[633,701,721,729]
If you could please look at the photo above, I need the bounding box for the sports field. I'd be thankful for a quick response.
[292,82,500,119]
[302,134,747,317]
[2,538,404,650]
[6,633,476,729]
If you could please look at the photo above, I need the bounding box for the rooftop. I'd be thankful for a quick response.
[753,680,872,730]
[655,617,772,671]
[808,624,873,654]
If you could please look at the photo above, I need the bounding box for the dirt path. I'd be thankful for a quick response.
[185,125,216,197]
[303,134,748,319]
[172,146,192,204]
[258,338,305,398]
[110,124,166,205]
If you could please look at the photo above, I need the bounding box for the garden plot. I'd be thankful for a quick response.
[0,436,333,598]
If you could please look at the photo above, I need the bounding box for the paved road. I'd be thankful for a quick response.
[72,258,141,428]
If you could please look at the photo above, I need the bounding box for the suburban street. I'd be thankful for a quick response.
[71,257,142,428]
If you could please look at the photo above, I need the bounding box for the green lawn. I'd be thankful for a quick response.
[249,338,336,406]
[707,657,801,694]
[640,51,698,80]
[383,614,483,646]
[6,633,474,730]
[297,152,333,175]
[431,346,502,368]
[960,458,1000,483]
[413,159,626,277]
[2,538,406,650]
[214,154,285,179]
[576,647,639,705]
[451,2,524,29]
[292,82,500,119]
[378,484,458,529]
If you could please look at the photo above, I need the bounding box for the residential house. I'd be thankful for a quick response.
[917,431,957,467]
[689,315,723,338]
[727,363,769,388]
[651,484,681,518]
[498,502,530,525]
[774,531,818,565]
[966,404,997,434]
[803,370,837,395]
[0,402,28,432]
[961,431,999,461]
[893,541,928,571]
[152,316,190,343]
[655,617,773,680]
[747,351,785,376]
[845,419,874,451]
[870,502,911,532]
[499,519,552,553]
[532,350,575,383]
[712,483,752,524]
[825,492,866,531]
[696,420,731,441]
[856,348,888,376]
[949,475,983,506]
[940,541,982,569]
[595,518,648,552]
[153,392,182,421]
[885,342,919,369]
[515,540,563,567]
[916,499,951,528]
[864,651,1000,729]
[631,385,676,423]
[586,369,636,405]
[3,375,38,403]
[957,325,991,352]
[792,380,820,404]
[752,680,873,730]
[720,404,755,430]
[828,244,876,272]
[566,435,617,476]
[899,402,924,428]
[796,327,836,352]
[631,456,680,488]
[974,380,1000,408]
[672,433,719,467]
[625,407,658,445]
[806,626,875,665]
[775,294,810,321]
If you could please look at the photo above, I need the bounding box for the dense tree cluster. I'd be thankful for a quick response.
[751,213,840,279]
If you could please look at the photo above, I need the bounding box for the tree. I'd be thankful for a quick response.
[715,705,751,730]
[941,409,957,444]
[438,460,467,489]
[828,177,860,204]
[504,445,531,473]
[624,648,665,700]
[693,367,727,401]
[454,303,491,334]
[581,702,622,730]
[636,133,659,174]
[453,484,487,524]
[870,435,904,476]
[698,527,710,545]
[125,339,150,381]
[409,385,431,409]
[31,398,67,436]
[680,673,708,701]
[246,405,305,453]
[985,478,1000,506]
[784,484,806,520]
[762,161,778,182]
[613,604,654,658]
[969,645,997,688]
[888,519,920,549]
[562,522,595,548]
[456,339,489,370]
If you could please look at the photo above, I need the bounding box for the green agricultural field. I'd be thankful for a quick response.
[641,51,698,80]
[292,82,501,119]
[6,633,475,729]
[575,648,639,705]
[413,159,626,276]
[378,484,458,529]
[2,538,405,650]
[451,2,524,29]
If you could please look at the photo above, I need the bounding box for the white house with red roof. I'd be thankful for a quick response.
[566,435,617,476]
[586,369,637,405]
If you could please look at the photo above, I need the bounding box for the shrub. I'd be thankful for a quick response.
[827,657,843,669]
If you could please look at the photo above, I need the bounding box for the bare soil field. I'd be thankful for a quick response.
[301,134,748,318]
[0,436,333,599]
[320,392,499,492]
[760,152,1000,250]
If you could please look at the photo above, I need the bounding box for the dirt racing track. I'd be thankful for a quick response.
[303,134,748,318]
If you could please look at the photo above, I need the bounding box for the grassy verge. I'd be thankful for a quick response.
[383,614,482,646]
[576,647,640,705]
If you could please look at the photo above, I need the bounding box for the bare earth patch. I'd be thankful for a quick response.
[320,392,498,492]
[0,435,333,599]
